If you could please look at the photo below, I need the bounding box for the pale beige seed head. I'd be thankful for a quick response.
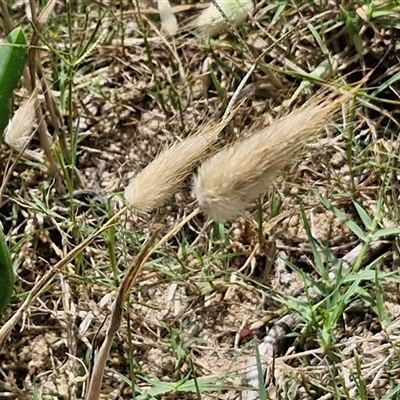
[194,92,352,220]
[125,119,231,213]
[4,90,37,152]
[158,0,178,36]
[190,0,254,37]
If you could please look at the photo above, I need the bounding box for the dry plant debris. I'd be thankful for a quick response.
[1,1,400,400]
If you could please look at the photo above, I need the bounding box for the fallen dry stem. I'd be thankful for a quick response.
[35,104,65,193]
[23,1,64,190]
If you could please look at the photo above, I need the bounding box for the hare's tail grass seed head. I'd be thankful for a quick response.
[191,0,254,37]
[194,89,355,221]
[157,0,178,36]
[4,90,37,152]
[125,117,234,213]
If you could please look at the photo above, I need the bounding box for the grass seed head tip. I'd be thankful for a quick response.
[192,0,254,36]
[158,0,178,36]
[4,90,38,152]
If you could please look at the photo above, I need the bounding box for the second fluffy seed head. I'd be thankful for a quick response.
[194,91,353,221]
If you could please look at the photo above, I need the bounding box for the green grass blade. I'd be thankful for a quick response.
[380,385,400,400]
[352,201,373,230]
[300,204,328,280]
[0,227,14,315]
[316,192,367,240]
[254,342,268,400]
[372,227,400,238]
[0,27,28,141]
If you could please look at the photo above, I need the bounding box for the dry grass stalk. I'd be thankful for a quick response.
[125,116,233,213]
[190,0,254,37]
[194,89,355,220]
[85,232,158,400]
[4,89,38,152]
[0,0,13,33]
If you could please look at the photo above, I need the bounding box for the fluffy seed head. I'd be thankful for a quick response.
[191,0,254,37]
[125,118,231,213]
[158,0,178,36]
[194,91,353,220]
[4,90,37,152]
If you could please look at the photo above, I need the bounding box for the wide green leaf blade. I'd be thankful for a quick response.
[0,27,28,141]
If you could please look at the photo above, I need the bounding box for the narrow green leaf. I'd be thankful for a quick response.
[300,205,327,280]
[380,384,400,400]
[372,227,400,238]
[0,27,28,141]
[254,342,268,400]
[209,68,225,101]
[353,201,373,230]
[342,270,398,283]
[374,269,391,328]
[0,227,14,315]
[371,70,400,96]
[316,192,366,240]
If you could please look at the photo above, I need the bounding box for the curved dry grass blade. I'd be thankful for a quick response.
[84,232,158,400]
[85,208,200,400]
